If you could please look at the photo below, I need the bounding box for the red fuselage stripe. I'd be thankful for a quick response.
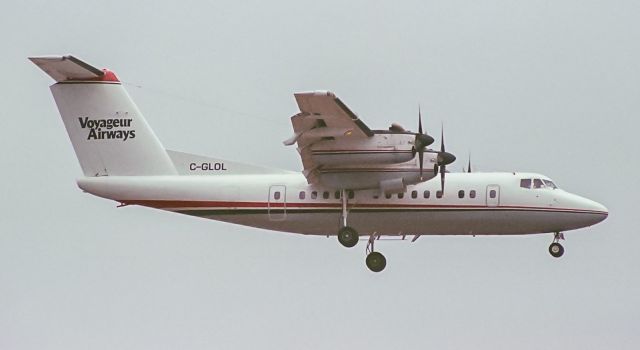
[118,200,606,215]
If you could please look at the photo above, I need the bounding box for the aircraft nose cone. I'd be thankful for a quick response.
[580,197,609,226]
[594,201,608,216]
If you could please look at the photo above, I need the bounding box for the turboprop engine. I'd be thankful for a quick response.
[315,151,440,192]
[309,132,416,166]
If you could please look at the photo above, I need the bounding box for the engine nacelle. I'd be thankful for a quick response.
[309,133,416,166]
[311,147,414,166]
[314,152,438,191]
[379,178,406,194]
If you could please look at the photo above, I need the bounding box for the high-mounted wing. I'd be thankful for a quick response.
[285,91,378,184]
[285,91,449,193]
[284,91,373,147]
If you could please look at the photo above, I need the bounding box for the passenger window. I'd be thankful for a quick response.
[458,190,464,199]
[385,193,392,199]
[436,190,443,198]
[490,190,496,198]
[334,191,340,199]
[470,190,476,199]
[299,191,305,200]
[533,178,544,189]
[398,192,404,199]
[274,191,281,200]
[520,179,532,189]
[411,190,417,199]
[323,191,330,199]
[311,191,317,199]
[424,190,430,199]
[348,190,355,199]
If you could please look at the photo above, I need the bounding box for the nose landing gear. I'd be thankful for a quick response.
[549,232,565,258]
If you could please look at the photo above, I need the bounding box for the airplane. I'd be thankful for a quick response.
[29,55,608,272]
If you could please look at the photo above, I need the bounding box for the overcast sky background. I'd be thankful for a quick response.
[1,1,638,349]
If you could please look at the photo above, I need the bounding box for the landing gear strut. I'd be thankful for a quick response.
[337,189,359,248]
[365,233,386,272]
[549,232,565,258]
[335,190,386,272]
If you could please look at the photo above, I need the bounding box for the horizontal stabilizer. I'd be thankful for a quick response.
[29,55,109,82]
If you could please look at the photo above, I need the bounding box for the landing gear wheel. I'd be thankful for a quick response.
[338,226,359,248]
[549,242,564,258]
[366,251,387,272]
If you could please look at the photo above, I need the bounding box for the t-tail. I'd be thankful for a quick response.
[29,55,177,176]
[30,55,291,177]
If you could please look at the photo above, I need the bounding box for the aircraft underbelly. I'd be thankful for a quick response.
[176,209,596,236]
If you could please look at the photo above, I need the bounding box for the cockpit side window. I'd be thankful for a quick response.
[520,179,532,189]
[533,178,544,189]
[543,180,557,189]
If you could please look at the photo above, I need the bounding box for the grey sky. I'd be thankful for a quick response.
[1,1,638,349]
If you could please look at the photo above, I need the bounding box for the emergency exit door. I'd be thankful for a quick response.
[268,185,287,221]
[486,185,500,207]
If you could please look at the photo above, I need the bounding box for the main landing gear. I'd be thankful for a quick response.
[336,189,387,272]
[366,233,386,272]
[337,189,359,248]
[549,232,565,258]
[338,226,358,248]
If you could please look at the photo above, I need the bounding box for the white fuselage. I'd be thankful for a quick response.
[77,172,608,237]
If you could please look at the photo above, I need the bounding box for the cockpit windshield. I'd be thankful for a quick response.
[533,178,544,189]
[520,178,558,189]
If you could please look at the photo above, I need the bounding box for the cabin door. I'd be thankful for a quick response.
[268,185,287,221]
[486,185,500,207]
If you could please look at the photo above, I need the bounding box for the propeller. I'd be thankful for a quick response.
[434,125,456,193]
[412,106,435,179]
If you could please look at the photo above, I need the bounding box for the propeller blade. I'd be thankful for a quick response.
[440,165,445,193]
[438,124,448,193]
[412,106,434,170]
[440,124,445,153]
[418,149,424,179]
[418,106,423,134]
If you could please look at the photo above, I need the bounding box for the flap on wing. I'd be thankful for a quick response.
[294,91,373,138]
[29,55,116,82]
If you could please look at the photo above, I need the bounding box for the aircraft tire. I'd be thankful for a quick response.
[338,226,359,248]
[549,242,564,258]
[366,252,386,272]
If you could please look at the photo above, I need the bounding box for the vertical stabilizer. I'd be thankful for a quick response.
[30,55,177,176]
